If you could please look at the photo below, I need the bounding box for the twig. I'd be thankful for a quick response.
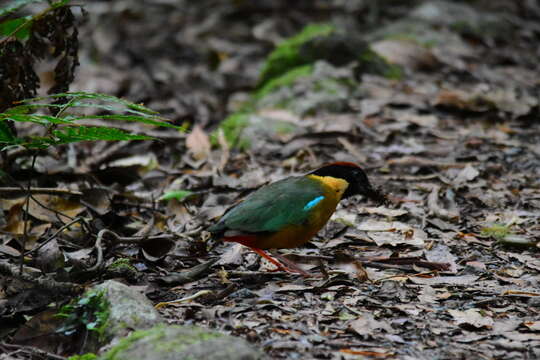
[360,256,451,271]
[21,152,38,273]
[0,187,83,197]
[27,192,77,224]
[154,290,214,309]
[226,270,290,278]
[23,217,90,256]
[86,229,114,272]
[158,258,218,285]
[0,342,67,360]
[85,230,177,272]
[204,283,238,304]
[0,261,83,295]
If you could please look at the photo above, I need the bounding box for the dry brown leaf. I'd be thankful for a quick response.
[523,321,540,332]
[27,195,85,223]
[186,125,211,161]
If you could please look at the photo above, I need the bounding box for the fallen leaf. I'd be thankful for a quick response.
[0,244,20,257]
[35,239,64,273]
[409,274,479,286]
[81,188,111,215]
[371,39,439,70]
[425,244,458,273]
[27,195,85,223]
[454,164,479,185]
[523,321,540,331]
[186,125,211,160]
[349,313,394,336]
[448,308,494,329]
[358,207,408,218]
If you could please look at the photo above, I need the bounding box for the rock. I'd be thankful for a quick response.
[99,324,264,360]
[90,280,162,348]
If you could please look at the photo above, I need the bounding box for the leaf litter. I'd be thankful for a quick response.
[1,1,540,359]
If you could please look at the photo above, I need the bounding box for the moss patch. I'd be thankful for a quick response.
[358,48,403,80]
[212,111,251,150]
[100,324,224,360]
[258,23,334,86]
[101,325,158,360]
[255,64,314,100]
[68,354,98,360]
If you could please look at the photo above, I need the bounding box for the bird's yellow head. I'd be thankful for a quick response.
[309,162,384,202]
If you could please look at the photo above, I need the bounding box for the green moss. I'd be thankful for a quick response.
[273,121,297,136]
[255,64,314,100]
[101,326,161,360]
[259,23,334,86]
[358,49,403,80]
[107,258,134,272]
[101,325,223,360]
[211,111,251,150]
[153,326,222,353]
[68,354,98,360]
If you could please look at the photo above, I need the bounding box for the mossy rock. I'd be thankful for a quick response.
[215,61,359,149]
[99,324,264,360]
[258,23,335,86]
[214,65,313,149]
[76,280,162,352]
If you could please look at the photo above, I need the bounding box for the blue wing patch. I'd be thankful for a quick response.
[303,196,324,211]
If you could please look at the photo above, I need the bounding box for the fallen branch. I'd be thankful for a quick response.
[158,258,218,285]
[0,342,67,360]
[0,261,83,295]
[0,187,83,198]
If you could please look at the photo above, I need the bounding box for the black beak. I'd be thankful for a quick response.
[363,185,387,205]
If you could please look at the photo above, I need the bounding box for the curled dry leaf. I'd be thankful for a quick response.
[140,237,176,262]
[35,239,65,273]
[81,188,111,215]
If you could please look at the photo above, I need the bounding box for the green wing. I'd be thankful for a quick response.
[210,176,325,234]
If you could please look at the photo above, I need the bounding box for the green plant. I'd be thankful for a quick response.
[1,0,182,151]
[0,92,182,150]
[481,223,512,241]
[56,290,110,340]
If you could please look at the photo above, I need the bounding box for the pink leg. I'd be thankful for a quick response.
[247,246,310,277]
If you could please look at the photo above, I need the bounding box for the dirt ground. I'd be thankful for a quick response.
[1,1,540,359]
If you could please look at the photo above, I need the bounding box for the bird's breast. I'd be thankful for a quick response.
[254,182,344,249]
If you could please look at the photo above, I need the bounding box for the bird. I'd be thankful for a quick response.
[208,162,384,275]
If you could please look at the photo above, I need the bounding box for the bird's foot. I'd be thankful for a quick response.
[248,246,311,277]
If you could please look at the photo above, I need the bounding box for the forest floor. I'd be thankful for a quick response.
[1,1,540,359]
